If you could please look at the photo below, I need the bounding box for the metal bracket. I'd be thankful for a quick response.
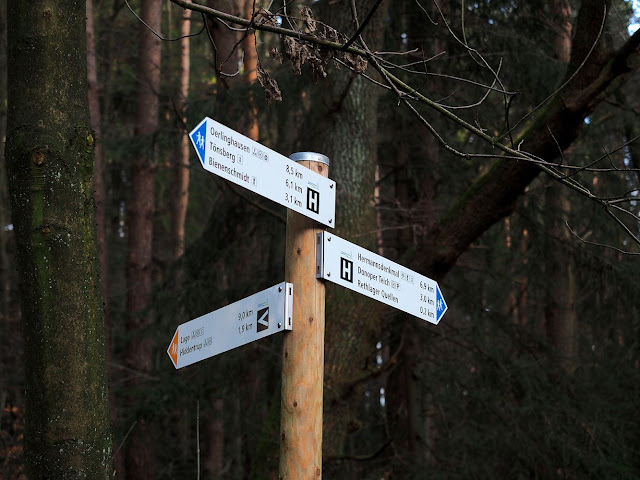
[316,232,325,279]
[284,282,294,331]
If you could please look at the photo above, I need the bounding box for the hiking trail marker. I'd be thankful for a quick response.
[172,124,450,478]
[316,232,448,324]
[167,282,293,369]
[190,117,336,227]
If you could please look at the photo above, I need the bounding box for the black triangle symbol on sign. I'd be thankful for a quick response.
[257,307,269,332]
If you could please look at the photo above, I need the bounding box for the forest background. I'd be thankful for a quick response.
[1,0,640,478]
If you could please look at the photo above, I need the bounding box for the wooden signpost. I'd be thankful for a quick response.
[280,153,329,479]
[169,118,448,479]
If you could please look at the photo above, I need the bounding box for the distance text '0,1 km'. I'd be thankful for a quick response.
[317,232,448,324]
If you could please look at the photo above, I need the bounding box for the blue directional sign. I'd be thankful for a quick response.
[189,117,336,227]
[191,121,207,166]
[316,232,449,325]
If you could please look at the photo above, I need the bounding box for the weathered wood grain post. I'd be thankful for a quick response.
[280,152,330,479]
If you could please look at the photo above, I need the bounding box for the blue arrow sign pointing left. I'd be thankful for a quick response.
[187,117,337,227]
[190,119,207,165]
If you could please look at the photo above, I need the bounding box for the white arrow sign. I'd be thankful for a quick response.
[167,282,293,369]
[190,117,336,227]
[316,232,447,324]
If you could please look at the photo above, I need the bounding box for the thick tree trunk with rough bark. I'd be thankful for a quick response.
[5,0,112,477]
[300,0,386,471]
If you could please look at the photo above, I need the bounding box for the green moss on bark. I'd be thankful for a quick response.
[6,1,112,478]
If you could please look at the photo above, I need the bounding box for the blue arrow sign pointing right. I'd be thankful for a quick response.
[436,284,448,323]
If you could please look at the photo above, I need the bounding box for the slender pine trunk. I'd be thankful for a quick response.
[124,0,162,477]
[172,6,191,260]
[0,0,10,321]
[545,0,578,374]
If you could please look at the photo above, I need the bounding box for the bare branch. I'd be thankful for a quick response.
[125,0,205,41]
[342,0,385,50]
[166,0,640,251]
[567,222,640,255]
[506,5,607,136]
[433,60,502,110]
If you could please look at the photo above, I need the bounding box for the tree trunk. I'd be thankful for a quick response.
[544,0,578,374]
[241,0,259,141]
[392,2,446,467]
[5,1,112,477]
[544,185,578,373]
[124,0,162,477]
[300,0,386,472]
[86,0,108,321]
[204,398,225,479]
[0,0,10,320]
[418,0,636,281]
[172,6,192,260]
[86,3,123,474]
[206,0,243,84]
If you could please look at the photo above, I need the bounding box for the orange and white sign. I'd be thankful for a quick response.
[168,329,179,368]
[167,282,293,369]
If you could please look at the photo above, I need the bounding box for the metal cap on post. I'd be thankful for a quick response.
[288,152,330,166]
[280,152,329,480]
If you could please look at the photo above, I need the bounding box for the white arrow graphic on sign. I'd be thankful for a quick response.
[316,232,448,324]
[167,282,294,369]
[190,117,336,227]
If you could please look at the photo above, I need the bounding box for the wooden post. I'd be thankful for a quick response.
[280,152,329,479]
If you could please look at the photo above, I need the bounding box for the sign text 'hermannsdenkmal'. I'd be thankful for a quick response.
[316,232,447,324]
[190,117,336,227]
[168,282,293,369]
